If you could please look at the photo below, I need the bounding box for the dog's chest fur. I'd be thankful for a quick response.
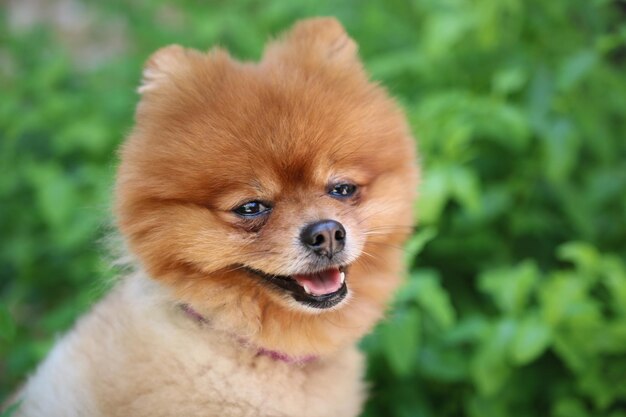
[16,274,365,417]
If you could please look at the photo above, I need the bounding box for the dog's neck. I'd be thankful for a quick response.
[179,303,318,365]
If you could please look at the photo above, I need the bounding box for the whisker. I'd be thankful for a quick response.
[358,249,383,265]
[365,241,408,253]
[356,209,389,225]
[359,249,378,260]
[365,225,415,232]
[362,231,399,237]
[219,264,249,275]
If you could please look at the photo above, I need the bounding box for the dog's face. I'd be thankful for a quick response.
[116,18,418,354]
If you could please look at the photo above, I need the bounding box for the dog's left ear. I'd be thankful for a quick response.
[263,17,360,68]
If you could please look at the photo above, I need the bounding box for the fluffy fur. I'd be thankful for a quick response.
[11,18,419,417]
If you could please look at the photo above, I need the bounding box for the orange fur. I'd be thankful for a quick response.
[117,17,418,356]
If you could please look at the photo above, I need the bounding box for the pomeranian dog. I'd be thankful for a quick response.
[11,18,418,417]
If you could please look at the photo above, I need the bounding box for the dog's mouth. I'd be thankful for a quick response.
[242,265,349,309]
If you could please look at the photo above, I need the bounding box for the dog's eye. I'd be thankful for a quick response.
[329,183,357,198]
[233,201,272,217]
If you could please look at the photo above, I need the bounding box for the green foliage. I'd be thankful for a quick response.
[1,0,626,416]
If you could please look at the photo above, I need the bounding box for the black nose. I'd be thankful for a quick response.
[300,220,346,259]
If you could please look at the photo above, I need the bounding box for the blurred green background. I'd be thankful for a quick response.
[2,0,626,416]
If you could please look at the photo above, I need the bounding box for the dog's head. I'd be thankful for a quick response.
[115,18,418,355]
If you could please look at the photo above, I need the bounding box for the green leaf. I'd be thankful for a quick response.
[368,49,422,81]
[411,270,456,329]
[557,50,597,91]
[539,271,600,327]
[449,165,481,214]
[527,65,554,133]
[468,395,509,417]
[26,163,79,232]
[418,343,469,382]
[381,308,421,377]
[492,65,527,95]
[602,256,626,314]
[403,226,437,267]
[444,315,489,345]
[478,261,539,316]
[558,241,600,279]
[509,312,551,365]
[471,318,516,395]
[423,10,473,57]
[542,118,579,183]
[553,397,589,417]
[416,166,449,224]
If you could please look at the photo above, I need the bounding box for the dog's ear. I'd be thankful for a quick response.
[139,45,188,94]
[263,17,359,68]
[139,45,233,94]
[140,45,212,94]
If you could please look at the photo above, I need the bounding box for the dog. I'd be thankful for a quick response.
[11,17,418,417]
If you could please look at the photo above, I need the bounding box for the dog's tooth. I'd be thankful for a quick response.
[303,284,311,294]
[340,272,345,284]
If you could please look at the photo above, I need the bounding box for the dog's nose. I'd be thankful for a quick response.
[300,220,346,258]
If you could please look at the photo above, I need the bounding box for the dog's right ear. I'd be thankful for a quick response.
[139,45,187,94]
[138,45,196,94]
[138,45,233,94]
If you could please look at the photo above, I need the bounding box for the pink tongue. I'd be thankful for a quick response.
[293,269,342,296]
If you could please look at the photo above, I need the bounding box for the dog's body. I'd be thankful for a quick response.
[16,274,365,417]
[12,18,418,417]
